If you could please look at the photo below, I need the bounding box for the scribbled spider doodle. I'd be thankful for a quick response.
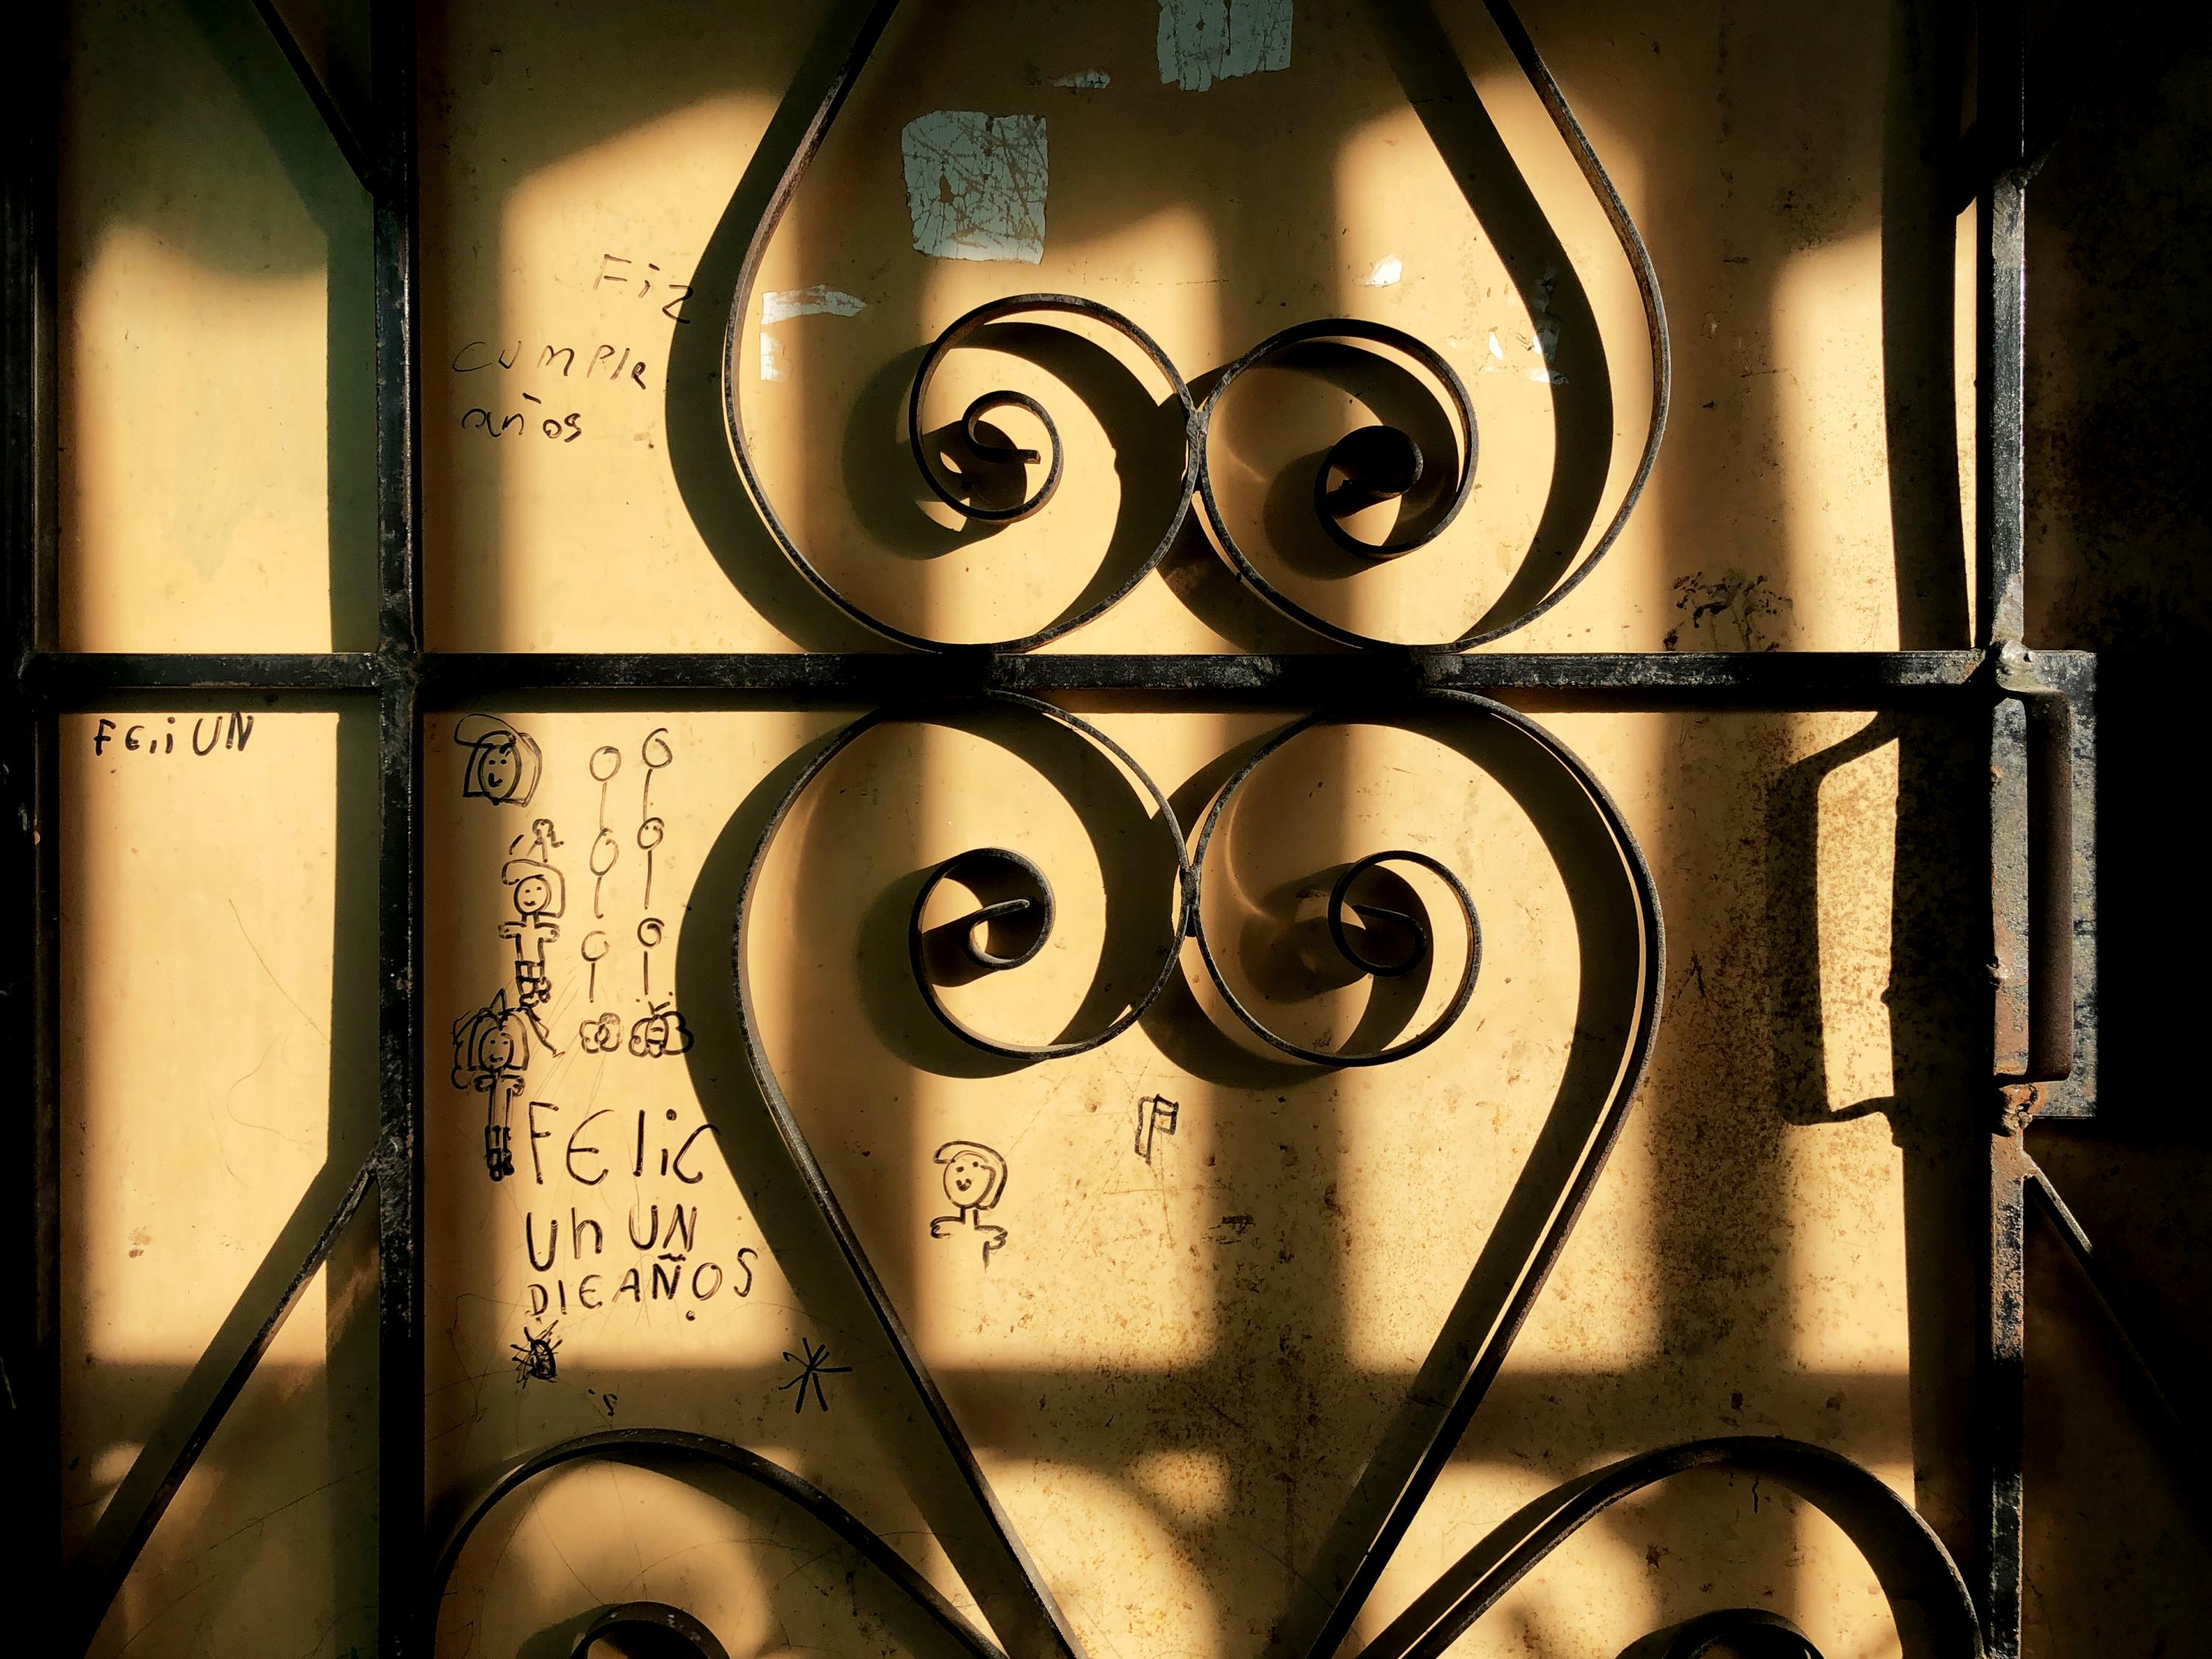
[510,1321,560,1385]
[776,1336,852,1415]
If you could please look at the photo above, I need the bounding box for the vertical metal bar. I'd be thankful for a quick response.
[1978,3,2032,1651]
[2,1,61,1612]
[1983,664,2031,1659]
[372,7,420,662]
[1990,697,2031,1081]
[369,1,422,1650]
[1983,1127,2029,1659]
[374,678,422,1655]
[1976,0,2029,647]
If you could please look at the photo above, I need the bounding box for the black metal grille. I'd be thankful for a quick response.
[2,4,2167,1658]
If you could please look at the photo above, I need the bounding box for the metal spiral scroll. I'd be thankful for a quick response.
[424,1429,1007,1659]
[722,0,1669,654]
[425,695,1986,1655]
[741,705,1193,1060]
[1189,711,1487,1067]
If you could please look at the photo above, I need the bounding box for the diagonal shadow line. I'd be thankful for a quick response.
[2020,1151,2212,1537]
[1367,0,1614,644]
[246,0,371,189]
[69,1144,376,1652]
[184,0,378,652]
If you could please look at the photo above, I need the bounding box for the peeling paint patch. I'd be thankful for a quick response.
[759,333,786,381]
[900,111,1048,264]
[1528,318,1565,383]
[1481,270,1570,386]
[1051,69,1111,89]
[1361,254,1402,288]
[1157,0,1292,93]
[762,285,867,324]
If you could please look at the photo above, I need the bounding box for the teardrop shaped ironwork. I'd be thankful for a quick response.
[720,0,1669,653]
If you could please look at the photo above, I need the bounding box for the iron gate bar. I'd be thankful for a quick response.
[1976,0,2034,1650]
[0,1,60,1614]
[18,647,2034,700]
[369,0,428,1635]
[0,0,2142,1654]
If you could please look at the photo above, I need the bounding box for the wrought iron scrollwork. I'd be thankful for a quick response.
[427,1428,1006,1659]
[721,0,1669,655]
[428,1,1986,1654]
[1352,1436,1981,1659]
[1187,706,1489,1067]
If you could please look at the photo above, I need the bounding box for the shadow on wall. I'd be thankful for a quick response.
[59,0,2212,1655]
[2017,9,2212,1652]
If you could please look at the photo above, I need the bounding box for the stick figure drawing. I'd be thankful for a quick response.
[500,847,565,1020]
[453,990,531,1181]
[928,1141,1009,1266]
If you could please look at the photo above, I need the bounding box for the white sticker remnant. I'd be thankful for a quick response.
[1480,269,1569,386]
[901,111,1048,264]
[759,333,787,381]
[1361,254,1403,288]
[762,285,867,324]
[1528,318,1565,383]
[1158,0,1293,93]
[1051,69,1111,88]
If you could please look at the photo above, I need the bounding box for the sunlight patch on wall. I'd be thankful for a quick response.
[1770,229,1898,649]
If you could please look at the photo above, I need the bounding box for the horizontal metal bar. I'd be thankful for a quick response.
[419,650,1997,701]
[22,649,2017,704]
[27,652,386,695]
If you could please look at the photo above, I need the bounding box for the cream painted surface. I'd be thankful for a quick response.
[404,703,1917,1659]
[60,709,380,1655]
[55,0,1992,1655]
[58,0,372,652]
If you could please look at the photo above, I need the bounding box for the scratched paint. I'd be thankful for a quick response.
[900,110,1048,263]
[761,285,867,324]
[1051,69,1111,89]
[1156,0,1293,93]
[759,287,866,380]
[1478,268,1568,386]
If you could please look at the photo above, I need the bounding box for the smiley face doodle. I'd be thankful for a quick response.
[928,1140,1009,1266]
[456,714,543,807]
